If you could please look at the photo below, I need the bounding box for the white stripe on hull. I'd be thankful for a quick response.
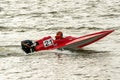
[62,33,107,49]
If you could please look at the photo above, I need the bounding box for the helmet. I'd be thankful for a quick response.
[56,31,63,37]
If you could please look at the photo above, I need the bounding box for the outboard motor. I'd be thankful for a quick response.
[21,40,35,54]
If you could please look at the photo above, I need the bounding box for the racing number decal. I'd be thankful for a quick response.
[43,38,54,47]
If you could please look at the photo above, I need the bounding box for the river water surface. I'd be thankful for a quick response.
[0,0,120,80]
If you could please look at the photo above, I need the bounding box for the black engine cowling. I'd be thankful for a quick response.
[21,40,35,54]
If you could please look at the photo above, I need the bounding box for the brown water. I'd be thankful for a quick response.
[0,0,120,80]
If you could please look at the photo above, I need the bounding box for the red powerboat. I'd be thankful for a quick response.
[21,30,114,54]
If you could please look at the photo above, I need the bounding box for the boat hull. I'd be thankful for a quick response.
[62,30,114,49]
[35,30,114,51]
